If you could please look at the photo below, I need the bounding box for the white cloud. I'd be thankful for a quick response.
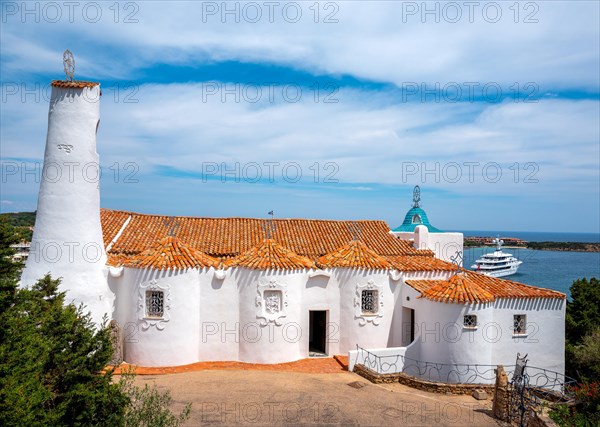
[1,2,599,89]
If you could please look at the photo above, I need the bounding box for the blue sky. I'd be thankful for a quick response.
[1,1,599,233]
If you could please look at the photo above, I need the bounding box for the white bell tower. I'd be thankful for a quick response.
[21,51,112,325]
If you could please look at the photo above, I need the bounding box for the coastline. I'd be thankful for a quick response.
[465,245,600,253]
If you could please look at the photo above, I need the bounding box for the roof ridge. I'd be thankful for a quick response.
[126,235,220,270]
[417,273,495,303]
[317,240,392,269]
[99,208,388,223]
[226,238,316,270]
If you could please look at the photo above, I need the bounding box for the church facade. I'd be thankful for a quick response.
[21,78,566,377]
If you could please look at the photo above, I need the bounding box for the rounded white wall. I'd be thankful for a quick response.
[237,269,306,364]
[491,298,565,375]
[21,84,111,326]
[117,267,202,367]
[198,268,240,362]
[337,269,398,353]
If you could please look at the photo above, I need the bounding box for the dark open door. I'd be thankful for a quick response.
[309,310,327,355]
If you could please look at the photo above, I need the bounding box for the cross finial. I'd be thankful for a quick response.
[412,185,421,208]
[63,50,75,81]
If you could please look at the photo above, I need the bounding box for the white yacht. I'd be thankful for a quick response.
[471,237,523,278]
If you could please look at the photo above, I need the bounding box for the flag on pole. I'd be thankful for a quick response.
[268,210,274,216]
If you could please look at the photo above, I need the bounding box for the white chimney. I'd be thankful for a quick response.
[21,77,113,326]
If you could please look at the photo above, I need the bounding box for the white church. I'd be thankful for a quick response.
[21,73,566,377]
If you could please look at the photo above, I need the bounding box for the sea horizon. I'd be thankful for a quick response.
[461,230,600,243]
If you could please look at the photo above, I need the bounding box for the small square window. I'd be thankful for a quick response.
[514,314,527,335]
[463,315,477,329]
[361,290,379,315]
[146,290,164,318]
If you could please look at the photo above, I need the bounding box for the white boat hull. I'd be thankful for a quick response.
[473,265,521,278]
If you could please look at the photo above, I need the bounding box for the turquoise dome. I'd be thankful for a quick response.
[393,186,442,232]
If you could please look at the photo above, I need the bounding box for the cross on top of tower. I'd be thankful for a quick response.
[412,185,421,208]
[63,50,75,81]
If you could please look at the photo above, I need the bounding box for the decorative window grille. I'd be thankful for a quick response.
[146,290,164,318]
[361,290,379,315]
[463,315,478,328]
[513,314,527,335]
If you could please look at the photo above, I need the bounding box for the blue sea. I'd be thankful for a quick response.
[462,231,600,299]
[462,230,600,243]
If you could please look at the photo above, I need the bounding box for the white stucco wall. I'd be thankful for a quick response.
[336,269,400,353]
[21,84,112,326]
[302,272,341,357]
[393,287,565,382]
[392,226,464,264]
[110,262,564,374]
[113,267,202,366]
[237,269,306,363]
[490,298,565,375]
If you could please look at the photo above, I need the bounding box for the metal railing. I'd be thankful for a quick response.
[354,345,576,399]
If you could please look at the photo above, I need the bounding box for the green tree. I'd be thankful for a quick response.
[0,217,23,313]
[571,327,600,382]
[565,277,600,382]
[566,277,600,347]
[0,220,190,426]
[552,277,600,426]
[0,275,129,426]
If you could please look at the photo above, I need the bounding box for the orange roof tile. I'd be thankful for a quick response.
[124,236,219,270]
[406,270,565,303]
[462,271,566,300]
[226,239,316,270]
[387,255,456,272]
[413,273,495,303]
[100,210,130,248]
[106,253,135,267]
[317,240,393,270]
[100,209,424,262]
[51,80,99,88]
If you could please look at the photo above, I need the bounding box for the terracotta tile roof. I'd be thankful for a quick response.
[106,253,135,267]
[462,271,566,300]
[100,210,130,248]
[225,239,316,270]
[317,240,393,270]
[100,209,424,263]
[411,273,495,303]
[387,255,456,272]
[406,270,565,303]
[124,236,220,270]
[51,80,99,88]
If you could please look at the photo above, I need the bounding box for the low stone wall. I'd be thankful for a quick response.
[353,364,495,397]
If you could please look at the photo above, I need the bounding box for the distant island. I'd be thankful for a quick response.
[464,236,600,252]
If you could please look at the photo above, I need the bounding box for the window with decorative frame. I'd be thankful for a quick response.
[145,290,164,318]
[463,314,478,329]
[513,314,527,335]
[361,289,379,315]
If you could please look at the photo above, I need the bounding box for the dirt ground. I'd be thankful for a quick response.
[127,370,507,426]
